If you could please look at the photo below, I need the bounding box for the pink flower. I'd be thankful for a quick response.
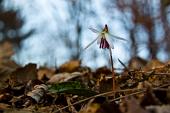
[84,24,127,50]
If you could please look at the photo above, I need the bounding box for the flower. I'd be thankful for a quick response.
[98,24,111,49]
[84,24,127,50]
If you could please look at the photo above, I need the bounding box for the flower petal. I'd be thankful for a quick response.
[105,35,114,49]
[108,33,127,42]
[97,35,102,44]
[84,35,100,50]
[89,27,100,33]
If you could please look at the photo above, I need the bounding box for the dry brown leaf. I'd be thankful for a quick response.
[80,100,121,113]
[144,59,164,71]
[120,97,149,113]
[58,60,81,73]
[0,58,19,87]
[37,67,55,80]
[167,86,170,104]
[146,105,170,113]
[0,103,10,111]
[9,63,37,86]
[79,103,100,113]
[0,42,19,88]
[3,108,33,113]
[0,92,13,103]
[140,87,161,107]
[128,57,147,70]
[95,66,112,76]
[97,74,114,93]
[0,41,14,60]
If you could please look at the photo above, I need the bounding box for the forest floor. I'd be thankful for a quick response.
[0,58,170,113]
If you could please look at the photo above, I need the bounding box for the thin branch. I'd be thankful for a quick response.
[129,70,170,76]
[53,83,170,113]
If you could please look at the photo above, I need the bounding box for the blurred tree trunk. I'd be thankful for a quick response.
[0,0,34,53]
[160,0,170,59]
[112,0,170,60]
[65,0,92,60]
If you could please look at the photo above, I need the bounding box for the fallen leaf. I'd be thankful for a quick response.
[37,67,55,80]
[128,57,147,70]
[120,97,149,113]
[9,63,37,86]
[47,72,82,83]
[27,84,48,103]
[48,81,97,97]
[144,59,164,71]
[0,103,10,111]
[140,87,161,107]
[80,99,121,113]
[58,60,81,73]
[0,41,14,60]
[146,105,170,113]
[79,103,101,113]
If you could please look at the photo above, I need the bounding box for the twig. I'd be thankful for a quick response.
[110,90,144,102]
[66,96,78,113]
[153,88,170,91]
[152,73,170,75]
[53,89,143,113]
[110,83,170,102]
[129,70,170,76]
[53,83,170,113]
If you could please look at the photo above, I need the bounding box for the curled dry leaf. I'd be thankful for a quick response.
[27,84,48,103]
[47,72,82,83]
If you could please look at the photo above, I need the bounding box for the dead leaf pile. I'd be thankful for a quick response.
[0,58,169,113]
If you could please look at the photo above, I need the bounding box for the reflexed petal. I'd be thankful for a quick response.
[108,33,127,42]
[97,35,102,44]
[84,36,100,50]
[105,35,114,49]
[89,27,100,33]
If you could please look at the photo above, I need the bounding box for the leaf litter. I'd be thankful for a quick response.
[0,58,170,113]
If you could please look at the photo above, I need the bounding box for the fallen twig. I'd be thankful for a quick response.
[53,83,170,113]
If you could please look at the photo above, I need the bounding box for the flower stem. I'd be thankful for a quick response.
[109,47,116,95]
